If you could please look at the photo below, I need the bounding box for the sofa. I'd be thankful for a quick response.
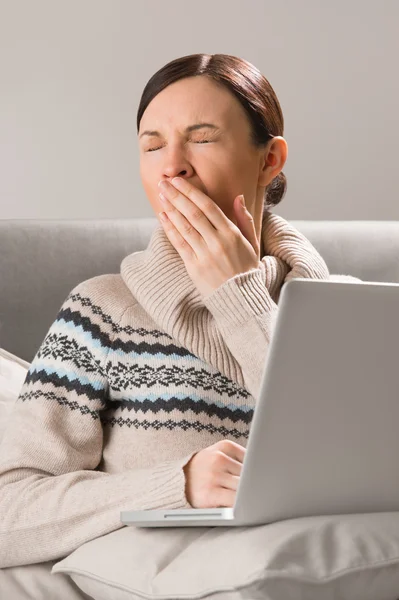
[1,217,399,362]
[1,217,399,600]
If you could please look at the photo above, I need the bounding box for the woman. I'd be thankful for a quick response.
[0,53,345,569]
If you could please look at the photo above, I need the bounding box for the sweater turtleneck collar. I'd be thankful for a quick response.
[120,210,330,376]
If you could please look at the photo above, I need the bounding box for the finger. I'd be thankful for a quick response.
[234,195,260,257]
[219,471,240,492]
[215,450,242,475]
[160,185,214,241]
[158,208,200,265]
[169,177,232,231]
[224,454,242,477]
[220,439,246,464]
[159,193,206,259]
[214,487,236,508]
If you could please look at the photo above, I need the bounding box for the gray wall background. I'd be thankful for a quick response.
[0,0,398,222]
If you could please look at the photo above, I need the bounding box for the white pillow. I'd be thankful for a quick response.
[0,348,30,445]
[52,512,399,600]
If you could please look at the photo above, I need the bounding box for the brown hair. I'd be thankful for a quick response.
[137,53,287,212]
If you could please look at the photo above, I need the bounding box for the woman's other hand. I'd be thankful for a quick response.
[183,439,246,508]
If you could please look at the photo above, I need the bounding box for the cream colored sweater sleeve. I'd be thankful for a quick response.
[203,269,363,400]
[202,268,279,400]
[0,279,194,569]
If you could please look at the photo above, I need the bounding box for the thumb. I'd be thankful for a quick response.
[234,195,259,255]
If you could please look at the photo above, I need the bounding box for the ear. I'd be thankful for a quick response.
[258,136,288,187]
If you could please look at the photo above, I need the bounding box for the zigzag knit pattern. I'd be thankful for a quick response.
[21,290,255,440]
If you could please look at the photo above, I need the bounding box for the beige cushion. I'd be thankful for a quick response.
[0,559,94,600]
[52,512,399,600]
[0,347,30,444]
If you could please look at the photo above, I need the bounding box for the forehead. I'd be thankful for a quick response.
[139,76,241,130]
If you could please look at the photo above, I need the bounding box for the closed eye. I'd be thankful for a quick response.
[146,140,212,152]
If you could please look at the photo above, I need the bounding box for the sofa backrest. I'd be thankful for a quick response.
[1,218,398,362]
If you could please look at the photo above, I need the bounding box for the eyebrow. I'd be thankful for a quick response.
[139,123,220,139]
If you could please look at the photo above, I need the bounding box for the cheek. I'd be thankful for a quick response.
[206,188,237,223]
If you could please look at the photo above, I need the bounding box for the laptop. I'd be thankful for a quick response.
[120,278,399,528]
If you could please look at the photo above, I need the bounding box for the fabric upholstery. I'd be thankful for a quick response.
[1,218,398,362]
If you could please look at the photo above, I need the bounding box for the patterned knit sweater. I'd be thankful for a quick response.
[0,211,361,568]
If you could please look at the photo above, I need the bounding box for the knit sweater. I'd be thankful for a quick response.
[0,211,361,568]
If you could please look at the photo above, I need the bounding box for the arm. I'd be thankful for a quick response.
[0,277,194,568]
[202,268,279,401]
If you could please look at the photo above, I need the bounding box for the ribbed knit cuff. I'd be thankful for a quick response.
[135,450,197,510]
[202,268,275,339]
[173,451,198,509]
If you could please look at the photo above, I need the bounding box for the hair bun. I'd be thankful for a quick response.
[265,171,287,211]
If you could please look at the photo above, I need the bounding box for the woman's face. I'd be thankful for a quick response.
[138,75,287,236]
